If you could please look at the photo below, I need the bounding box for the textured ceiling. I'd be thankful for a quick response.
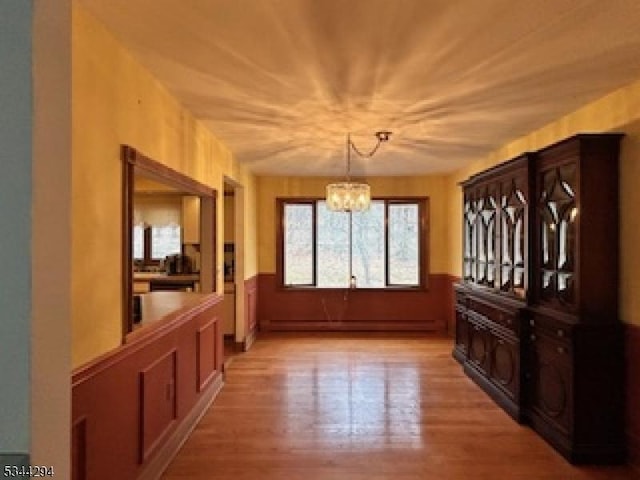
[80,0,640,176]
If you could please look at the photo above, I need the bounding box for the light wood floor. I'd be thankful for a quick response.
[162,333,639,480]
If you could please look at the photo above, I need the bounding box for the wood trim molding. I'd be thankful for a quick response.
[274,197,430,289]
[244,275,258,351]
[120,145,217,337]
[257,273,449,333]
[446,275,460,337]
[71,417,87,480]
[122,146,215,197]
[137,374,223,480]
[196,319,217,391]
[72,295,224,480]
[139,349,178,463]
[123,157,135,336]
[72,294,222,387]
[263,320,440,331]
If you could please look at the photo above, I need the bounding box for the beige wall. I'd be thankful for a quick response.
[256,175,450,274]
[32,1,72,474]
[445,78,640,326]
[72,6,257,367]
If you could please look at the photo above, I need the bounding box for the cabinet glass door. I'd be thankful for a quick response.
[538,164,577,307]
[463,197,476,282]
[500,177,527,298]
[476,186,497,288]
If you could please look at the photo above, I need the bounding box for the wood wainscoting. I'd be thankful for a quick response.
[71,294,224,480]
[257,273,452,332]
[243,275,258,350]
[626,323,640,471]
[445,275,459,336]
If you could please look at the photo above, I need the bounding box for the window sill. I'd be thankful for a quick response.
[278,285,428,292]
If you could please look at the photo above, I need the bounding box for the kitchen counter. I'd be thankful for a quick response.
[127,291,222,342]
[133,272,201,293]
[133,272,200,281]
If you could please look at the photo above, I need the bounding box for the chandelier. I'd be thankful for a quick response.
[326,131,392,212]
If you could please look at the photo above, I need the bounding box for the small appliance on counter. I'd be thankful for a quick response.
[133,295,142,324]
[164,254,193,275]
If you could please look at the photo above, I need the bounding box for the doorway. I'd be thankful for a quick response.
[223,179,237,359]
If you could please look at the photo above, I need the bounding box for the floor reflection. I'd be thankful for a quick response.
[285,356,422,449]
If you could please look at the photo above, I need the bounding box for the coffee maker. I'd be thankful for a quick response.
[164,254,193,275]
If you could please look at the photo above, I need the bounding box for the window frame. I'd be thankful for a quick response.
[276,197,429,290]
[133,224,182,266]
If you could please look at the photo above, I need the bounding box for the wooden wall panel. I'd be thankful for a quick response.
[445,275,459,336]
[257,273,449,332]
[244,275,258,350]
[71,294,223,480]
[71,417,87,480]
[139,350,177,463]
[626,323,640,470]
[197,320,217,391]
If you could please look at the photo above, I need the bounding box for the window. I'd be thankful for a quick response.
[133,194,182,264]
[278,198,428,288]
[133,224,181,264]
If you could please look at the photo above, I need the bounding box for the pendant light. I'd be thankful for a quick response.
[326,131,392,212]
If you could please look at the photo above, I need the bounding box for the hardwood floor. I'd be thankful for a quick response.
[162,333,639,480]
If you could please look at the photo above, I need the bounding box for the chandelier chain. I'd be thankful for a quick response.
[345,131,391,180]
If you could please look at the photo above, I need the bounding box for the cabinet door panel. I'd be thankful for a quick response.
[529,335,572,434]
[468,320,489,373]
[455,307,468,356]
[490,335,519,399]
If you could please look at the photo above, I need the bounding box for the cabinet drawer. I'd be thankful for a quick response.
[455,291,468,307]
[528,313,572,345]
[468,298,520,335]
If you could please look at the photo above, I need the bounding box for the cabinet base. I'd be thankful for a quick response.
[452,347,465,365]
[463,362,524,423]
[528,412,625,464]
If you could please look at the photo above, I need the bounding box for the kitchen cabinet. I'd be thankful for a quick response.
[182,195,200,244]
[133,273,199,292]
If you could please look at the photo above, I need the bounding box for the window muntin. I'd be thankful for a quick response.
[279,198,426,289]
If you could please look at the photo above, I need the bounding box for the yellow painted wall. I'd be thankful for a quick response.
[224,194,235,243]
[445,79,640,326]
[243,175,258,278]
[256,175,450,274]
[72,6,257,367]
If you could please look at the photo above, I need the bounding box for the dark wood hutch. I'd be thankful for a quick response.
[453,133,625,463]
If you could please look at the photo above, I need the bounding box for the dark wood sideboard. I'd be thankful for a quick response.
[453,133,625,463]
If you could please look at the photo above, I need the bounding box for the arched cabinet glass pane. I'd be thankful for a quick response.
[537,163,577,307]
[499,176,527,298]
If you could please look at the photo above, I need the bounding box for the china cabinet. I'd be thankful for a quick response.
[454,133,624,463]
